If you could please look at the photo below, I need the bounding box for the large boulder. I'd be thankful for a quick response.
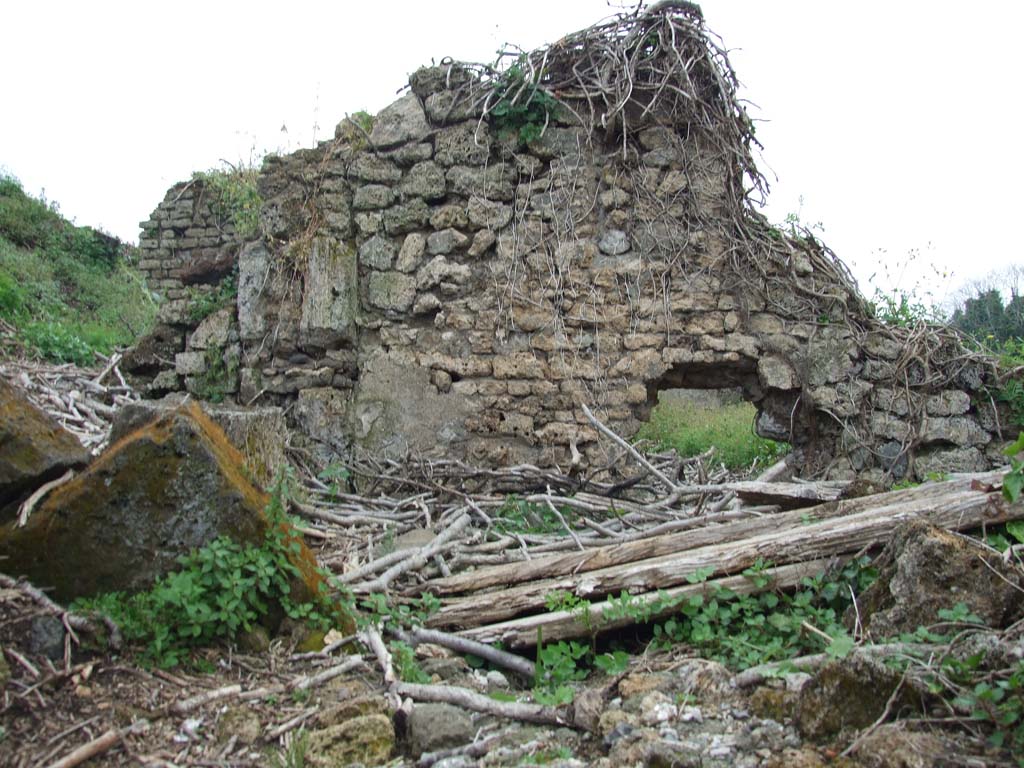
[0,379,89,521]
[0,402,321,603]
[109,394,288,489]
[851,521,1024,639]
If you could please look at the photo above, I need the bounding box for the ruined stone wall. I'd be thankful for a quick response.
[129,33,1012,484]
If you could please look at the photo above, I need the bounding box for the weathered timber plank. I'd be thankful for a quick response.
[422,471,1008,597]
[427,474,1018,631]
[458,559,832,648]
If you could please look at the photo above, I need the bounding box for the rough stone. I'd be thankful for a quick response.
[187,308,234,351]
[28,615,66,661]
[426,228,470,255]
[0,403,324,602]
[396,233,426,273]
[352,184,396,211]
[109,396,288,489]
[417,256,471,290]
[467,197,512,230]
[435,122,491,167]
[300,238,358,349]
[913,445,987,478]
[401,161,447,201]
[384,199,431,235]
[366,271,417,312]
[925,390,971,416]
[758,356,799,390]
[796,654,923,739]
[598,229,630,255]
[293,387,350,456]
[306,714,395,768]
[852,521,1024,639]
[359,234,397,271]
[348,350,471,458]
[406,703,474,756]
[0,379,89,517]
[920,416,991,447]
[467,229,497,257]
[852,723,950,768]
[369,93,429,149]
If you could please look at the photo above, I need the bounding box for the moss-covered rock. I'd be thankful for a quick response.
[795,654,924,740]
[852,521,1024,638]
[0,402,323,603]
[0,379,89,520]
[305,713,395,767]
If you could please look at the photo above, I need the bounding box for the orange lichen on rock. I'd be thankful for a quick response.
[0,401,323,605]
[0,379,89,518]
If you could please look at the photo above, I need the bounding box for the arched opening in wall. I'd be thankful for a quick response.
[634,360,791,473]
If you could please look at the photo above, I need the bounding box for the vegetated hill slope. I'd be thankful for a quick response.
[0,175,155,364]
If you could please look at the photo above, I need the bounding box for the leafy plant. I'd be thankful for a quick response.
[533,638,589,705]
[390,640,431,684]
[594,650,630,676]
[186,272,237,324]
[497,496,576,536]
[489,55,560,145]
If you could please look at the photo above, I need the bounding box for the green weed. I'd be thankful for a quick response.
[489,55,560,145]
[73,472,350,668]
[637,399,788,469]
[192,164,262,239]
[496,495,576,536]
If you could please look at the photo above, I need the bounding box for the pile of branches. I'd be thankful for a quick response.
[0,351,137,455]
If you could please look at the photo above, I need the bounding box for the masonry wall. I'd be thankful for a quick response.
[128,64,1012,484]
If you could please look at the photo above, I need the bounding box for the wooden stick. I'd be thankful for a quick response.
[18,469,75,527]
[170,684,242,715]
[45,723,140,768]
[393,626,535,679]
[395,682,569,726]
[354,513,472,594]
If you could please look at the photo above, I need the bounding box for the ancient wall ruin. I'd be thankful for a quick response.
[129,7,1012,482]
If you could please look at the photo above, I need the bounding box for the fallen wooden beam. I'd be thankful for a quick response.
[459,559,833,648]
[421,471,1007,598]
[428,472,1019,632]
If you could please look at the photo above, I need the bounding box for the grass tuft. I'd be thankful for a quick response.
[637,398,788,469]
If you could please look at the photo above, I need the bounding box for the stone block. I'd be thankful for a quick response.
[426,228,470,255]
[758,355,798,390]
[435,122,491,166]
[369,93,430,148]
[383,199,430,235]
[175,351,208,376]
[359,235,396,270]
[396,233,426,272]
[301,238,358,348]
[366,271,416,312]
[925,390,971,416]
[400,161,446,200]
[352,184,396,211]
[493,353,546,380]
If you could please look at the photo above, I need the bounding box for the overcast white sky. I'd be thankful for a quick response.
[3,1,1021,307]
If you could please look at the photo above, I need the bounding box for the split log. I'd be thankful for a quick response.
[428,471,1019,632]
[459,559,832,648]
[724,479,850,507]
[420,471,1007,598]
